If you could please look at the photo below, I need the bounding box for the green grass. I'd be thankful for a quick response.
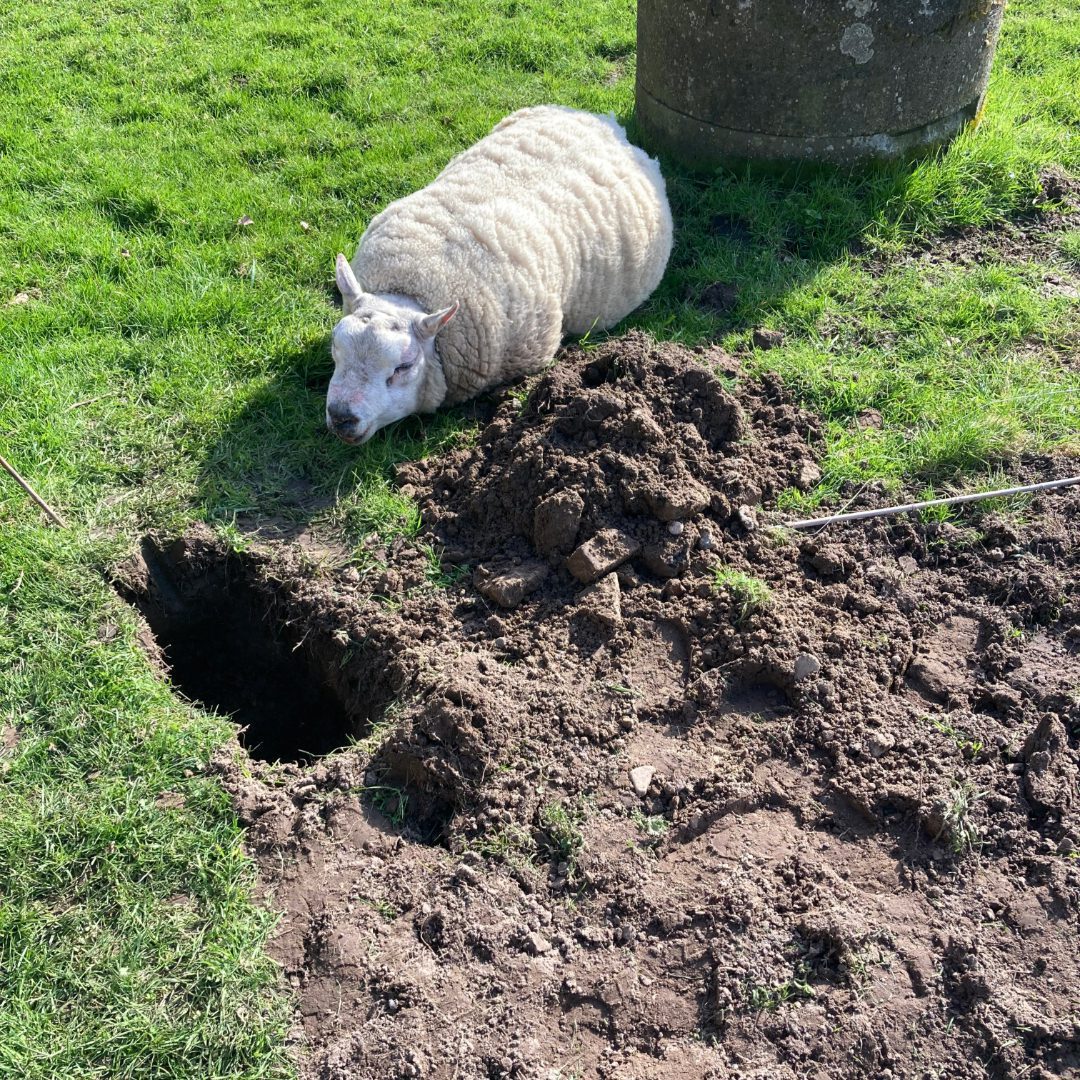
[1,0,1079,1075]
[537,799,587,883]
[711,567,774,622]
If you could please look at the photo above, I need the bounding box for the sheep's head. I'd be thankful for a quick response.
[327,254,458,444]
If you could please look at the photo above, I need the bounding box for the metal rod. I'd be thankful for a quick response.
[0,453,67,528]
[787,475,1080,531]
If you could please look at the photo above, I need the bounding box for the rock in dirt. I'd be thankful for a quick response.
[867,731,895,759]
[475,561,549,609]
[793,653,822,682]
[565,529,640,584]
[629,765,655,798]
[532,490,584,558]
[794,460,822,491]
[906,617,980,704]
[525,932,552,956]
[907,657,957,702]
[577,572,621,629]
[736,505,758,531]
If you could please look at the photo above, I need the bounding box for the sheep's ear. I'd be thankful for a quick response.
[415,301,459,341]
[335,254,362,308]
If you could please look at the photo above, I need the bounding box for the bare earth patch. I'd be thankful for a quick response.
[122,334,1079,1080]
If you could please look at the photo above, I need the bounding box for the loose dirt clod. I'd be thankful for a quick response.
[126,333,1080,1080]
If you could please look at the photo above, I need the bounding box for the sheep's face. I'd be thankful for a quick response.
[328,254,457,445]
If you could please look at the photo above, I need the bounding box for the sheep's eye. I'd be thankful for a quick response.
[389,361,414,383]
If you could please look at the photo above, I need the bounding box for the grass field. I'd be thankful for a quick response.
[1,1,1078,1075]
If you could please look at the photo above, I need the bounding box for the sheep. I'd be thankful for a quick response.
[327,104,673,444]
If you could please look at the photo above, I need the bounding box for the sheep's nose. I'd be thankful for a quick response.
[327,403,357,430]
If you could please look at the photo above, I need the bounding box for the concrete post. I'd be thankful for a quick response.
[636,1,1007,168]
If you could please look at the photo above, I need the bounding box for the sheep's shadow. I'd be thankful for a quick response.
[617,114,949,344]
[195,333,496,544]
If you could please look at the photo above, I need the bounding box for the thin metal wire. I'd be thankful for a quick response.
[0,452,67,527]
[787,475,1080,531]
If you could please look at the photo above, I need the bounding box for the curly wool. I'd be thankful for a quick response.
[350,105,673,405]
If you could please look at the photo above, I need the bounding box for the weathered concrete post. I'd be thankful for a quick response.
[636,1,1007,168]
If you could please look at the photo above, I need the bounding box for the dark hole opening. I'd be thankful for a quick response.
[117,539,364,763]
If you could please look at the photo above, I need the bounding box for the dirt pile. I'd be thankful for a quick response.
[124,333,1080,1080]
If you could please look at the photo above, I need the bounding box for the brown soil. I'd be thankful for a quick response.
[121,333,1080,1080]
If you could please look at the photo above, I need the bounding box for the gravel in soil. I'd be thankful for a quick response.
[120,332,1080,1080]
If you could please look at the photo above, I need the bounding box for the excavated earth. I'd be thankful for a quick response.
[118,333,1080,1080]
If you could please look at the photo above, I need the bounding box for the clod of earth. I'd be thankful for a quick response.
[566,528,641,584]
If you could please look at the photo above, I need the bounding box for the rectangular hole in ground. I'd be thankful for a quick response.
[116,537,372,764]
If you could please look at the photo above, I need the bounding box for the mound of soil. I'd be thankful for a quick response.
[125,333,1080,1080]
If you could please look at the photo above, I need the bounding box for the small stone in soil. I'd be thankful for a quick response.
[867,731,895,759]
[795,460,822,491]
[698,529,713,550]
[752,327,785,350]
[736,505,758,531]
[907,656,961,704]
[793,653,822,681]
[667,520,684,537]
[525,932,551,956]
[629,765,655,798]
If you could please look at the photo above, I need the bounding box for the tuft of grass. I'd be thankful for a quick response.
[1058,230,1080,268]
[537,799,587,883]
[420,543,470,590]
[468,824,537,873]
[364,784,409,828]
[927,715,985,760]
[711,567,773,622]
[745,966,816,1011]
[937,782,985,855]
[631,809,669,841]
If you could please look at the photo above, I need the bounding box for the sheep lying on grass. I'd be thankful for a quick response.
[327,105,673,444]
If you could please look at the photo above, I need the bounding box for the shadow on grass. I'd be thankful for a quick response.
[627,156,929,345]
[196,333,494,543]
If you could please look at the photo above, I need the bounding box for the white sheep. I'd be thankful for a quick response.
[327,104,673,443]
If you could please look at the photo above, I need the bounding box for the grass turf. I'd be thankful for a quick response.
[0,0,1078,1075]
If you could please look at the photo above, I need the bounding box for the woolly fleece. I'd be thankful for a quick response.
[348,105,673,405]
